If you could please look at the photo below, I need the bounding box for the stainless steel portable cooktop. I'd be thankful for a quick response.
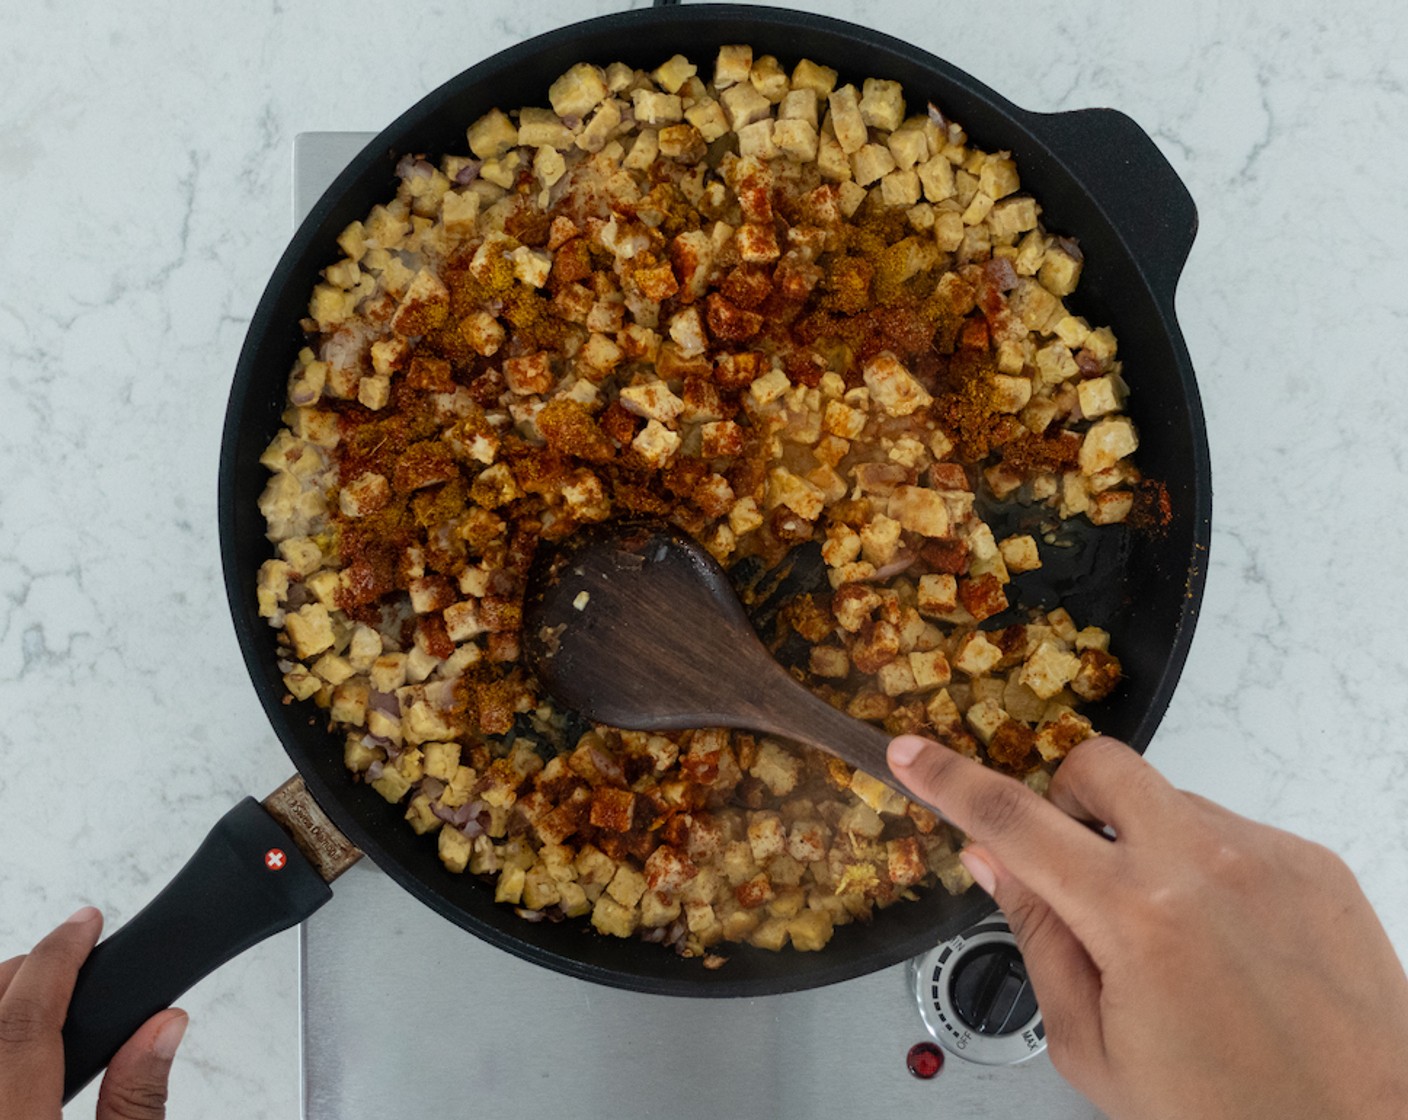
[293,132,1097,1120]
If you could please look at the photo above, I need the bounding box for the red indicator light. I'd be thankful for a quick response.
[907,1041,944,1079]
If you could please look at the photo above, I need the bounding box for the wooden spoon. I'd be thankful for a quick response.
[522,519,927,809]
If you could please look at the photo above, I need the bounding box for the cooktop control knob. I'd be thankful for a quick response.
[909,916,1046,1066]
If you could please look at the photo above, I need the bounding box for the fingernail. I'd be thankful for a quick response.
[65,906,101,926]
[960,848,997,896]
[888,735,931,768]
[153,1012,189,1061]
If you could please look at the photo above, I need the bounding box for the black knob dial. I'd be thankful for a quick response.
[949,944,1037,1036]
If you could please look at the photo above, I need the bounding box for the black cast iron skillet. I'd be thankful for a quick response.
[58,3,1212,1102]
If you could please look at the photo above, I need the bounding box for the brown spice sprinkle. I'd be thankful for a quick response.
[987,719,1037,771]
[257,49,1150,961]
[1129,478,1174,533]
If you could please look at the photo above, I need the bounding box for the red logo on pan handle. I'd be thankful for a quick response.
[264,848,287,871]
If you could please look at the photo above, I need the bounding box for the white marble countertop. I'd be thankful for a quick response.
[4,0,1407,1116]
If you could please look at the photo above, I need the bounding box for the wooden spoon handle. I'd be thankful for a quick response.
[740,660,941,816]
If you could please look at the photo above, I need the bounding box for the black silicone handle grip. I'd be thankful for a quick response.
[61,797,333,1103]
[1021,106,1199,307]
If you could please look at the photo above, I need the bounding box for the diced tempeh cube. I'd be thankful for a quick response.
[909,649,951,690]
[774,118,819,161]
[999,535,1042,573]
[809,645,850,678]
[750,740,803,797]
[652,54,698,93]
[827,85,868,154]
[1040,240,1084,296]
[591,894,640,938]
[516,107,575,149]
[953,631,1004,678]
[720,83,772,131]
[466,109,518,159]
[888,486,950,537]
[549,63,611,118]
[863,352,932,416]
[791,58,838,97]
[1021,640,1083,699]
[917,573,959,616]
[1078,376,1122,420]
[1078,416,1139,475]
[632,88,684,125]
[714,44,754,88]
[852,143,896,187]
[858,78,905,131]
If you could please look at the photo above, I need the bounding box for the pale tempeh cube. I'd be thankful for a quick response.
[859,78,905,131]
[548,63,611,119]
[466,109,518,159]
[652,54,698,93]
[720,83,773,131]
[774,118,819,161]
[827,86,868,154]
[852,143,897,187]
[713,44,754,89]
[791,58,838,97]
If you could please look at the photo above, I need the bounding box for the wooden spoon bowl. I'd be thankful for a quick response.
[522,519,926,807]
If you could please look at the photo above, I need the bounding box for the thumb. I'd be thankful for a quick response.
[95,1008,187,1120]
[962,846,1106,1080]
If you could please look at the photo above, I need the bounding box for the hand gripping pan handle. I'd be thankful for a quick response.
[60,795,337,1103]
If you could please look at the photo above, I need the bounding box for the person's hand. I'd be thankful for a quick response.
[888,733,1408,1120]
[0,907,186,1119]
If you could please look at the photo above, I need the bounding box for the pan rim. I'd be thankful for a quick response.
[219,3,1211,997]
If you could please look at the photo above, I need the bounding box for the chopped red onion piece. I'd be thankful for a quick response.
[423,679,458,711]
[453,800,492,838]
[430,801,468,826]
[588,744,626,787]
[664,917,689,950]
[454,161,481,185]
[395,154,435,180]
[368,690,400,717]
[983,256,1019,292]
[366,760,385,781]
[871,552,917,580]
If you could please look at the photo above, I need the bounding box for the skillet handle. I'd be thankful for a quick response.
[1021,107,1198,306]
[61,797,332,1103]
